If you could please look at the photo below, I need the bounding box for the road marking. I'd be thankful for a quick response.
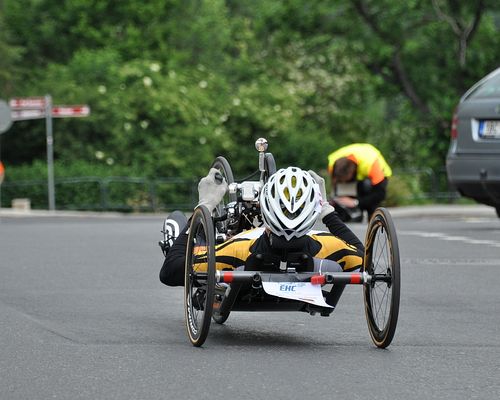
[399,230,500,248]
[402,258,500,265]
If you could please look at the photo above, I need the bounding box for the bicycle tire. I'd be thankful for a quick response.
[262,153,276,183]
[363,207,401,348]
[212,310,230,324]
[184,205,216,347]
[211,156,236,203]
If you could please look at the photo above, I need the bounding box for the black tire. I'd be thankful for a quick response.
[212,310,230,324]
[184,205,216,347]
[211,156,236,236]
[496,206,500,218]
[363,207,400,348]
[261,153,276,183]
[211,156,236,203]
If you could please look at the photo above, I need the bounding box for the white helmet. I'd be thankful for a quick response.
[260,167,321,241]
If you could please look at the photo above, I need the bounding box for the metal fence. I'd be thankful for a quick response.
[0,167,460,211]
[0,176,199,211]
[392,166,460,203]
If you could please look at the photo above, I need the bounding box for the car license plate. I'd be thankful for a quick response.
[479,120,500,138]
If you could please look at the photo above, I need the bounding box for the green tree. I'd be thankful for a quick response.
[0,2,23,95]
[2,0,500,188]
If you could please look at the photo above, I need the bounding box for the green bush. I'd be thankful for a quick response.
[383,176,413,207]
[0,160,197,211]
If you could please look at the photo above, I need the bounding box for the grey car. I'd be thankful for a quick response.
[446,67,500,217]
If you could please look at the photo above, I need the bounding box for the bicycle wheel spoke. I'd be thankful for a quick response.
[372,284,383,328]
[374,283,389,328]
[369,224,392,329]
[374,230,388,274]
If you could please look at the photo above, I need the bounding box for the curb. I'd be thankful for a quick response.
[0,208,163,219]
[387,204,497,218]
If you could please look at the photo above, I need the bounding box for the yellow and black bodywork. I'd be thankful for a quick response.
[192,227,363,274]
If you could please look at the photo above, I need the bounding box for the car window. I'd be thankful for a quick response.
[467,73,500,99]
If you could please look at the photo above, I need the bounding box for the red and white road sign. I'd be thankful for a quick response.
[10,105,91,121]
[11,109,46,121]
[9,97,46,110]
[51,105,90,118]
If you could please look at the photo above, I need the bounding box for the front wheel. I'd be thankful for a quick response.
[184,205,216,347]
[363,207,400,348]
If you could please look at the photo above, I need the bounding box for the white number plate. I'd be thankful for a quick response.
[262,282,333,308]
[479,120,500,138]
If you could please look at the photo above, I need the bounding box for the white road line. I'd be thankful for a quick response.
[399,230,500,248]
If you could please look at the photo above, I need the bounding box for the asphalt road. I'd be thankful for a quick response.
[1,212,499,399]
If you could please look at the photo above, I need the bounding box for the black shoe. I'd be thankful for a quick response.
[159,217,182,257]
[158,240,170,257]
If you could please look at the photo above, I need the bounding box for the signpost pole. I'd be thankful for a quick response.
[45,94,56,211]
[0,136,3,209]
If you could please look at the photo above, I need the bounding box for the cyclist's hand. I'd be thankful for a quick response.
[197,168,228,213]
[308,170,335,220]
[308,170,326,202]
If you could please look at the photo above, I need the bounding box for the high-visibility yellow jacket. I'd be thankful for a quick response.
[327,143,392,185]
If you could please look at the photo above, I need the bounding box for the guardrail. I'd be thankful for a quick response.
[0,168,459,211]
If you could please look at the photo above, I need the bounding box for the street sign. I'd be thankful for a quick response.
[5,95,91,211]
[52,105,90,118]
[11,109,46,121]
[9,97,46,110]
[0,100,13,134]
[9,104,91,121]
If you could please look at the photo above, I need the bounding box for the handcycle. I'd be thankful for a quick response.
[184,138,400,348]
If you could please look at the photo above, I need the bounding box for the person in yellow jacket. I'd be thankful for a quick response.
[327,143,392,222]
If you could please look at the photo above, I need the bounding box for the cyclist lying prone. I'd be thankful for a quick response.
[159,167,364,301]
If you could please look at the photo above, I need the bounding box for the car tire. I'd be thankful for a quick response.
[496,206,500,218]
